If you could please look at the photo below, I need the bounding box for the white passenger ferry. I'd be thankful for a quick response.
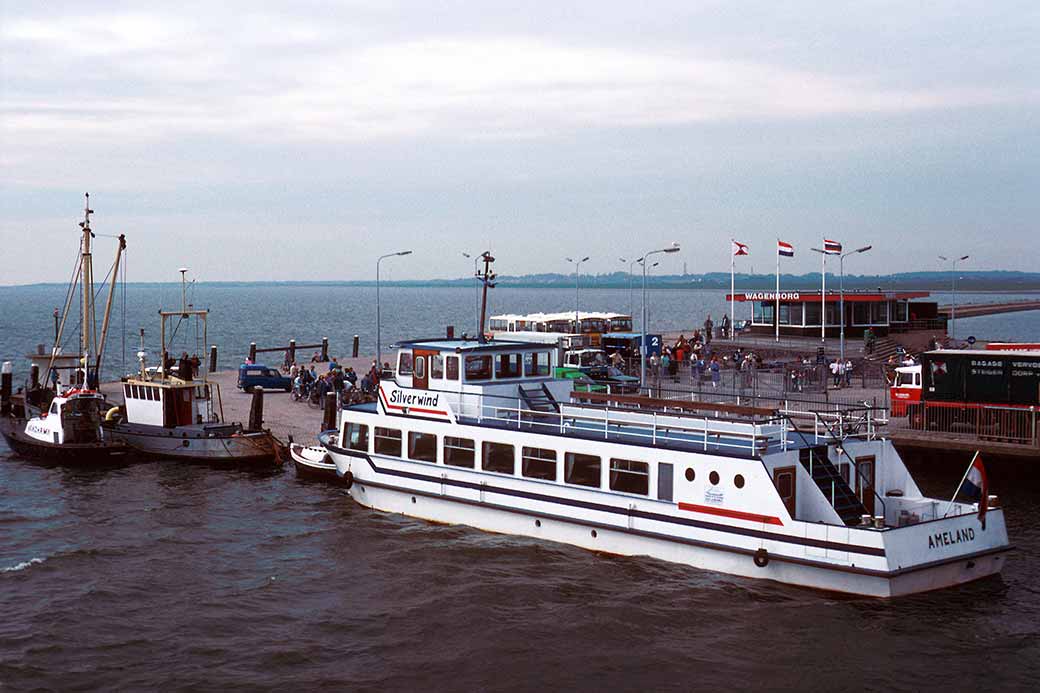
[322,338,1010,597]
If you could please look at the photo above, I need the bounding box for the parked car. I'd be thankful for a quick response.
[237,364,292,392]
[553,367,608,393]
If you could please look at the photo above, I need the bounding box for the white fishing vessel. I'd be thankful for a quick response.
[323,334,1011,597]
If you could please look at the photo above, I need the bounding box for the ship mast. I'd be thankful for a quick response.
[79,193,95,386]
[476,252,496,343]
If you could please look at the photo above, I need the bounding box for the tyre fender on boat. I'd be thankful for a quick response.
[340,466,354,489]
[753,548,769,568]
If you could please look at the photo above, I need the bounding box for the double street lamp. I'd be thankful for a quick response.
[839,245,872,364]
[565,256,590,330]
[939,254,969,339]
[462,252,481,336]
[638,243,680,390]
[376,250,412,369]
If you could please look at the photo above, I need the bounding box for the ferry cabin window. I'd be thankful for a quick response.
[431,355,444,379]
[609,458,649,495]
[521,446,556,480]
[524,352,550,377]
[408,432,437,462]
[445,356,460,381]
[344,422,369,452]
[414,356,426,379]
[444,437,475,468]
[565,453,601,488]
[482,442,515,474]
[398,352,413,376]
[465,355,493,381]
[496,353,522,379]
[374,427,402,456]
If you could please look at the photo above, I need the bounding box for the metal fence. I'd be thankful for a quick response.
[905,401,1039,447]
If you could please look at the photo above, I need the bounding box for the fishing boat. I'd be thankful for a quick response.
[1,195,131,463]
[322,328,1011,596]
[290,433,339,480]
[102,272,284,465]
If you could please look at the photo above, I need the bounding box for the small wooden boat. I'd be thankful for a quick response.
[291,434,339,480]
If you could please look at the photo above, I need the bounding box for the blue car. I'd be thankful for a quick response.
[237,364,292,392]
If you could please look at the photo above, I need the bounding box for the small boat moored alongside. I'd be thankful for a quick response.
[291,434,340,480]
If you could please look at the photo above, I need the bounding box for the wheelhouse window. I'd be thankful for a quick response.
[565,452,601,488]
[482,442,515,474]
[374,427,402,456]
[408,431,437,462]
[398,352,413,376]
[465,355,492,381]
[414,356,426,379]
[609,458,649,495]
[344,422,369,451]
[496,353,522,379]
[445,356,459,380]
[444,437,475,468]
[431,355,444,379]
[521,446,556,480]
[524,352,550,377]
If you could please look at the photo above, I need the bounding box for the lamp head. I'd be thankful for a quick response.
[397,250,412,256]
[959,255,969,261]
[855,246,872,254]
[581,256,590,263]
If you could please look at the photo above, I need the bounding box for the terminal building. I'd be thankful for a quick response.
[725,290,944,338]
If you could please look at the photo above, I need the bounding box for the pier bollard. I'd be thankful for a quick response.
[1,362,12,416]
[248,342,257,363]
[247,389,264,432]
[321,337,329,362]
[352,335,359,358]
[30,364,40,389]
[209,345,218,373]
[288,339,296,365]
[446,325,454,339]
[322,393,337,433]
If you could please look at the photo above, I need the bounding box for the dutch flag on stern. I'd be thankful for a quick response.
[824,239,842,254]
[777,240,794,257]
[958,453,989,527]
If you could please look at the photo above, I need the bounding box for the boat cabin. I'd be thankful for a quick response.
[25,391,106,445]
[121,378,220,427]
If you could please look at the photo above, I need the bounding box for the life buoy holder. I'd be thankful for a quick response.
[753,548,770,568]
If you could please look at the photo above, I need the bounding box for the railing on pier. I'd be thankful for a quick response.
[905,401,1039,447]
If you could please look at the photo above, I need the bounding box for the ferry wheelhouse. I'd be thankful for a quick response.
[323,338,1010,597]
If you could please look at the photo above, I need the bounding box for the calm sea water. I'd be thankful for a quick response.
[3,285,1040,689]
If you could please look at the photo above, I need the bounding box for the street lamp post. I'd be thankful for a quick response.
[622,257,640,319]
[939,254,969,338]
[565,256,590,330]
[639,243,680,391]
[376,250,412,370]
[462,252,481,336]
[839,245,872,364]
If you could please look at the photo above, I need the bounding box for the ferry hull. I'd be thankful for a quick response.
[332,451,1008,598]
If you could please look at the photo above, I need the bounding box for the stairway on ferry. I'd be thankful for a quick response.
[799,446,869,526]
[518,384,559,414]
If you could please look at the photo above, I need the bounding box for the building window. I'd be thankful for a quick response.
[804,302,821,326]
[853,302,871,325]
[398,352,413,376]
[465,355,492,381]
[495,353,522,379]
[753,302,774,325]
[431,355,444,379]
[344,422,368,452]
[524,352,550,377]
[445,356,460,380]
[565,452,601,488]
[482,442,515,474]
[444,437,475,468]
[789,303,803,326]
[893,300,909,322]
[521,446,556,480]
[609,458,649,495]
[408,431,437,462]
[778,304,790,325]
[374,427,402,457]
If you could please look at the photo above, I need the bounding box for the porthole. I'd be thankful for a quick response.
[535,520,541,528]
[685,468,695,482]
[591,530,598,538]
[709,471,720,485]
[734,474,745,489]
[411,496,416,504]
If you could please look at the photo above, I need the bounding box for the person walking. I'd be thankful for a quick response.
[709,356,721,389]
[844,358,853,387]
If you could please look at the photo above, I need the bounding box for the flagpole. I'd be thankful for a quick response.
[730,240,735,340]
[942,451,980,518]
[775,239,780,342]
[821,249,826,342]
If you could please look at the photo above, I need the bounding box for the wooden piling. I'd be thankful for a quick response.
[352,335,359,358]
[209,345,218,373]
[1,362,12,416]
[288,339,296,365]
[248,342,257,362]
[247,389,264,431]
[320,337,329,362]
[322,392,337,433]
[30,364,39,388]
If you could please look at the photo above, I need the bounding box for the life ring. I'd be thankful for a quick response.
[341,470,354,489]
[105,406,122,422]
[753,548,770,568]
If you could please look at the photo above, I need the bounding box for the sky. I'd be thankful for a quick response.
[1,1,1038,285]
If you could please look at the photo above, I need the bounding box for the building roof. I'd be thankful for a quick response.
[726,290,930,303]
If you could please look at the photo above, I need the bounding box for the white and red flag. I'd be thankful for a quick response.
[777,240,794,257]
[732,240,749,256]
[824,239,842,254]
[958,454,989,527]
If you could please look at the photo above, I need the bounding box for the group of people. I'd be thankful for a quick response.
[287,358,381,407]
[828,358,856,388]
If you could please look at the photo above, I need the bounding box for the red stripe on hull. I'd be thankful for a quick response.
[678,502,784,526]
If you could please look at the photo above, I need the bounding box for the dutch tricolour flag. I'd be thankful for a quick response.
[824,239,842,254]
[959,454,989,526]
[777,240,794,258]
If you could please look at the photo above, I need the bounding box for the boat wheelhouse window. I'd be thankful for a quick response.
[408,432,437,462]
[564,453,601,488]
[445,356,459,381]
[414,356,426,379]
[495,353,522,379]
[344,422,369,451]
[50,402,59,414]
[481,442,515,474]
[609,458,649,495]
[431,355,444,379]
[465,355,492,381]
[124,384,131,399]
[521,446,556,480]
[444,437,475,468]
[374,427,402,456]
[398,352,413,376]
[524,352,550,377]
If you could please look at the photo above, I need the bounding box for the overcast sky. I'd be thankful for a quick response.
[2,1,1037,285]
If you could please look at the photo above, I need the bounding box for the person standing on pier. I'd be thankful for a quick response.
[704,315,714,344]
